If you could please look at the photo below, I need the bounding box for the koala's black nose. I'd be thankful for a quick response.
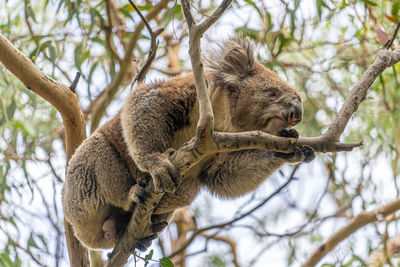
[287,99,303,126]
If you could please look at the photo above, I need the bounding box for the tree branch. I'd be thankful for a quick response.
[0,33,88,266]
[302,198,400,267]
[324,47,400,140]
[181,0,233,134]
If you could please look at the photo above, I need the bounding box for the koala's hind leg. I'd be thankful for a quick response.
[94,133,142,212]
[63,135,118,249]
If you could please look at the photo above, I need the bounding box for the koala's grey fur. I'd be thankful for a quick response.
[63,36,313,250]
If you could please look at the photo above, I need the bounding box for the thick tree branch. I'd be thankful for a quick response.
[0,33,88,266]
[302,198,400,267]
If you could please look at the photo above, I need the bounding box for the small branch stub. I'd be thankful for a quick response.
[70,72,81,92]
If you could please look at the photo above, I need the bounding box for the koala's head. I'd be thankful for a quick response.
[206,36,302,135]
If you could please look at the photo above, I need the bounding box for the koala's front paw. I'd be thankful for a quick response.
[129,182,150,207]
[275,129,315,163]
[150,153,180,193]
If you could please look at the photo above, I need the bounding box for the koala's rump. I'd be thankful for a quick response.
[63,133,136,249]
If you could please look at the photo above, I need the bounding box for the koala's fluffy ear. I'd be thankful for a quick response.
[206,36,255,87]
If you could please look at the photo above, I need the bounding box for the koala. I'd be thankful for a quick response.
[62,36,315,251]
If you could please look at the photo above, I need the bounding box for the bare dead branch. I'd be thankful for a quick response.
[0,33,88,266]
[128,0,164,85]
[132,28,163,85]
[128,0,152,37]
[90,0,169,131]
[385,21,400,49]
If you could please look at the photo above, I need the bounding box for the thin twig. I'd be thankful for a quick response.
[128,0,164,86]
[90,0,169,131]
[128,0,152,35]
[385,21,400,49]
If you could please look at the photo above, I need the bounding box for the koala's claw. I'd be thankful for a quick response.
[135,234,157,252]
[275,128,315,163]
[133,220,168,251]
[129,184,148,207]
[302,145,315,163]
[152,221,169,234]
[277,128,299,139]
[274,150,294,160]
[275,145,315,163]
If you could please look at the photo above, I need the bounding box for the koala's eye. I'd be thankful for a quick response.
[264,88,278,98]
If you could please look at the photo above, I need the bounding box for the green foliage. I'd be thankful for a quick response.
[206,255,226,267]
[0,252,21,267]
[160,257,174,267]
[144,249,153,267]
